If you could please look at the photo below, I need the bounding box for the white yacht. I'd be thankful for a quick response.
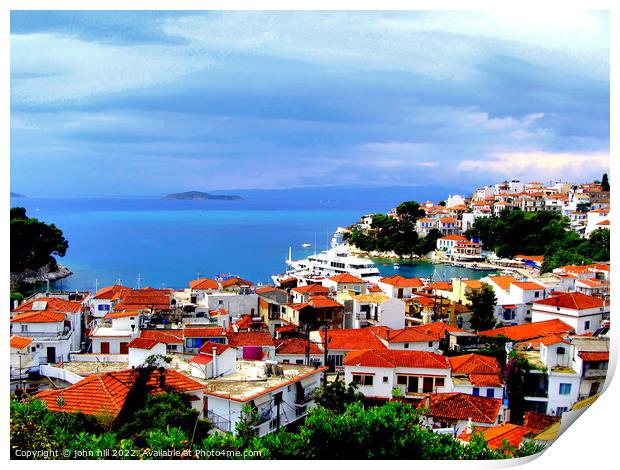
[272,231,381,285]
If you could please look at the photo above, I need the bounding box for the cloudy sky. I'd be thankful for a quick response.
[10,10,609,196]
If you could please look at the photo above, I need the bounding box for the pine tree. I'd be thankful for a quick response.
[601,173,610,191]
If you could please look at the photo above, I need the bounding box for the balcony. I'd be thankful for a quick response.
[584,368,607,378]
[295,391,314,405]
[523,389,548,399]
[206,410,231,433]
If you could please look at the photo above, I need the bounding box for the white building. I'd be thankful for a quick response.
[127,338,167,367]
[378,275,425,299]
[343,349,451,400]
[352,294,405,330]
[189,341,238,379]
[204,362,325,436]
[10,335,39,379]
[481,275,547,326]
[531,292,608,334]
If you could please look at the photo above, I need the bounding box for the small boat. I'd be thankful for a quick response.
[383,263,388,266]
[393,263,400,270]
[302,243,311,248]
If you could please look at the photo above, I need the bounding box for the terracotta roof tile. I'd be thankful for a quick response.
[127,338,160,350]
[291,284,330,295]
[11,311,66,323]
[344,349,449,369]
[459,423,538,450]
[533,292,605,310]
[13,297,82,314]
[578,351,609,361]
[308,295,343,308]
[419,392,502,424]
[275,338,322,355]
[320,326,390,351]
[328,273,366,283]
[380,275,425,288]
[221,277,254,288]
[92,285,133,300]
[139,329,184,345]
[189,278,219,290]
[184,327,226,338]
[226,331,274,348]
[479,319,574,341]
[10,334,33,349]
[523,411,561,431]
[36,369,204,416]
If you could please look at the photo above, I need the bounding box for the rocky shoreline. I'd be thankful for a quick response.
[346,243,422,260]
[10,263,73,290]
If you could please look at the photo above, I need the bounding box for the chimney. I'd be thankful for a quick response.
[466,417,473,434]
[424,394,430,409]
[212,346,217,378]
[386,330,391,341]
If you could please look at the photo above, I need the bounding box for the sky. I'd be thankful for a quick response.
[10,10,610,197]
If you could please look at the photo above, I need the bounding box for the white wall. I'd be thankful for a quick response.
[129,343,167,368]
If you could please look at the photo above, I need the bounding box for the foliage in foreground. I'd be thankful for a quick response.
[11,397,544,460]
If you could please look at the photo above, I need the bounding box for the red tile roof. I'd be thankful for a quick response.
[514,334,568,350]
[320,326,390,351]
[127,338,161,350]
[103,310,141,320]
[197,341,231,355]
[184,326,226,338]
[36,369,205,416]
[256,286,279,294]
[487,276,518,291]
[328,273,366,284]
[189,278,219,290]
[423,281,453,292]
[462,280,483,289]
[308,295,343,308]
[10,334,33,349]
[13,297,83,314]
[469,374,503,387]
[226,331,274,348]
[291,284,330,295]
[418,392,502,424]
[448,354,501,375]
[459,423,538,450]
[387,327,437,343]
[523,411,561,431]
[112,289,171,311]
[139,329,184,345]
[380,275,425,288]
[344,349,449,369]
[578,351,609,361]
[367,284,384,293]
[221,277,254,288]
[533,292,605,310]
[512,281,544,291]
[275,338,323,355]
[439,234,468,241]
[11,311,66,323]
[479,319,574,341]
[92,285,133,300]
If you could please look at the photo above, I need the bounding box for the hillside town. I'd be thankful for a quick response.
[10,177,610,457]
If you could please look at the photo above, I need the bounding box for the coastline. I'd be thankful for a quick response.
[10,263,73,290]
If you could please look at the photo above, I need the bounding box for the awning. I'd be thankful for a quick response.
[503,305,517,309]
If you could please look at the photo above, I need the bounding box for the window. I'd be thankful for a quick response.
[383,376,389,384]
[585,321,590,331]
[21,325,28,332]
[97,304,110,311]
[295,406,307,417]
[559,383,572,395]
[486,389,495,398]
[352,374,374,386]
[472,387,480,396]
[218,300,224,305]
[534,291,540,298]
[556,347,565,355]
[435,378,444,387]
[428,342,433,347]
[404,343,409,349]
[295,359,303,365]
[396,375,407,385]
[555,407,568,417]
[282,359,290,364]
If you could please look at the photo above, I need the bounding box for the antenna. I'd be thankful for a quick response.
[137,273,142,289]
[95,278,98,293]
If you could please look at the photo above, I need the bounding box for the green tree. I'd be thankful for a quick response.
[576,202,592,213]
[465,282,497,331]
[10,207,69,272]
[395,200,425,222]
[311,379,364,413]
[601,173,610,192]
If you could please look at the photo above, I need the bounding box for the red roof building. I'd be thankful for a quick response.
[418,392,502,425]
[36,369,205,416]
[479,319,574,342]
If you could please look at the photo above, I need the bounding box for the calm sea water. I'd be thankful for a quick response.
[10,187,491,292]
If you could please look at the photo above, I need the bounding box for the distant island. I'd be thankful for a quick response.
[10,192,26,198]
[163,191,243,201]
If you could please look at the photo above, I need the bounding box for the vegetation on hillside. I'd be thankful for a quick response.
[344,201,441,257]
[465,209,609,273]
[10,207,69,273]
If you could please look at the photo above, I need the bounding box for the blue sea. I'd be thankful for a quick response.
[10,186,492,292]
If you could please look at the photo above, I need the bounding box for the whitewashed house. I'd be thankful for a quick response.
[352,294,405,330]
[189,341,237,379]
[378,275,425,299]
[343,349,451,400]
[204,362,326,436]
[128,338,167,367]
[531,292,608,334]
